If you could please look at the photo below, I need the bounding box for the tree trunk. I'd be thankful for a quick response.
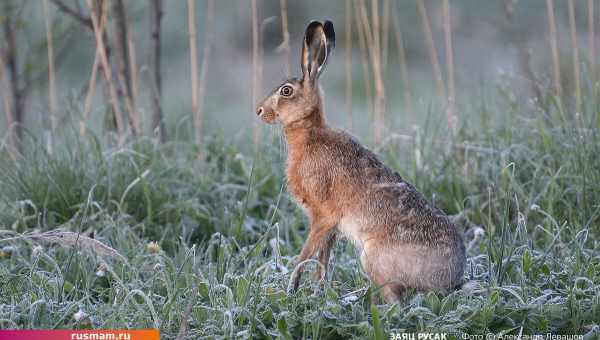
[502,0,543,105]
[150,0,166,142]
[2,2,25,154]
[113,0,131,97]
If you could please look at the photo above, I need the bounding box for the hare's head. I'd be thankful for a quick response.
[256,20,335,127]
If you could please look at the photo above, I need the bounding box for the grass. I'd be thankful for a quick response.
[1,92,600,338]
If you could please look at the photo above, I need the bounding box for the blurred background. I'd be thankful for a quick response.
[0,0,596,153]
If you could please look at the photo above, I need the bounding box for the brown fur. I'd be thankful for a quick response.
[256,21,465,303]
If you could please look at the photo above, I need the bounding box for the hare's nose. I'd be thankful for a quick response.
[256,107,264,116]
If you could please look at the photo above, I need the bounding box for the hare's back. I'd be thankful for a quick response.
[325,132,460,245]
[323,129,403,183]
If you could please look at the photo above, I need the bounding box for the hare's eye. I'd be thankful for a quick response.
[280,85,293,97]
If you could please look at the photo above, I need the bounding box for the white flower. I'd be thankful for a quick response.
[147,242,161,254]
[73,309,88,322]
[467,227,485,251]
[341,294,359,305]
[473,227,485,238]
[0,246,15,258]
[32,245,43,257]
[95,266,106,277]
[269,262,289,274]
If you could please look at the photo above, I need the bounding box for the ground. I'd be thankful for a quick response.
[1,102,599,339]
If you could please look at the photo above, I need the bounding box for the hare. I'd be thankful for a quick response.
[256,20,465,303]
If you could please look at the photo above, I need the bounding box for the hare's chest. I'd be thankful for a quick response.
[286,162,309,207]
[286,149,333,211]
[287,155,326,209]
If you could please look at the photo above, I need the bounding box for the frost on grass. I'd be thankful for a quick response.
[0,120,599,337]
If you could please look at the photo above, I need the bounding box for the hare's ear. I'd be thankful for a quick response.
[301,21,329,84]
[323,20,335,58]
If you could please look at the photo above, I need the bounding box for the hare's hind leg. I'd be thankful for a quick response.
[361,242,409,304]
[371,272,406,304]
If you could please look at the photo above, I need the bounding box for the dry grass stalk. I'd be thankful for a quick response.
[112,1,131,94]
[114,19,140,138]
[195,0,216,155]
[175,274,201,340]
[589,0,596,91]
[116,70,138,137]
[79,3,108,137]
[442,0,456,132]
[29,230,127,263]
[545,0,562,99]
[187,0,199,144]
[279,0,291,77]
[501,0,543,105]
[127,21,139,132]
[392,7,412,118]
[381,0,391,70]
[2,2,24,155]
[345,0,353,130]
[80,53,100,137]
[251,0,261,145]
[259,18,275,108]
[49,0,92,29]
[0,54,18,159]
[43,0,57,136]
[371,0,381,64]
[568,0,581,114]
[353,1,373,130]
[86,0,125,143]
[112,0,138,136]
[358,0,386,143]
[150,0,166,142]
[417,0,446,99]
[79,6,108,137]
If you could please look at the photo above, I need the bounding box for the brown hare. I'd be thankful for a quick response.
[256,20,465,303]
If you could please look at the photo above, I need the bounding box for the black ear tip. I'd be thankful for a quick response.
[305,20,323,42]
[323,20,335,46]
